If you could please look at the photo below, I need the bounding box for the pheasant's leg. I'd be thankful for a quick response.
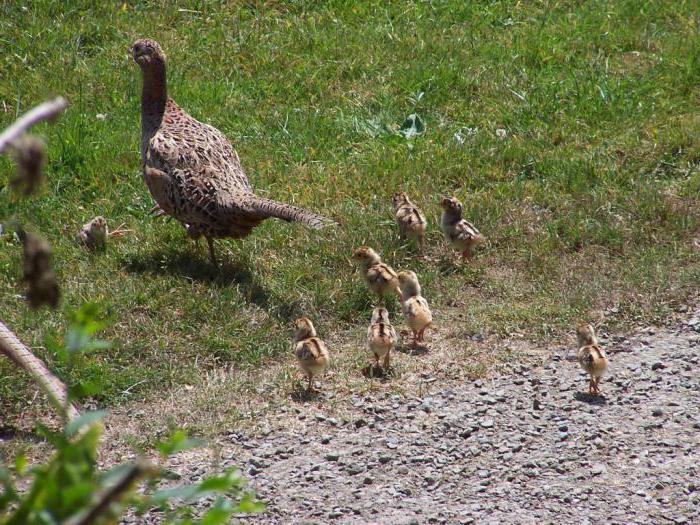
[383,351,391,369]
[374,353,380,367]
[461,247,473,260]
[206,237,218,267]
[589,377,595,395]
[149,205,167,218]
[594,378,601,396]
[307,374,314,392]
[412,331,418,347]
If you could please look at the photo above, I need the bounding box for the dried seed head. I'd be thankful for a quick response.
[18,230,60,309]
[10,135,47,196]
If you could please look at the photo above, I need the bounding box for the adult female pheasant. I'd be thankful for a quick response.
[131,38,331,265]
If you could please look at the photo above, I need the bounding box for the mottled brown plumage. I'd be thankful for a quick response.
[132,39,331,265]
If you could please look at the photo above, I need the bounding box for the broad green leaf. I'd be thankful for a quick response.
[14,454,28,475]
[65,410,108,438]
[200,498,234,525]
[156,430,203,458]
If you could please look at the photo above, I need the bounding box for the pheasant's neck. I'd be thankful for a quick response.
[441,210,461,225]
[401,283,421,298]
[363,257,381,269]
[294,329,316,342]
[140,63,167,136]
[578,335,598,346]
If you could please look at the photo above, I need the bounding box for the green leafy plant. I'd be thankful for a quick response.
[0,305,263,524]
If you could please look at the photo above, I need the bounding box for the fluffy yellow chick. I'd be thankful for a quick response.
[75,216,108,250]
[397,270,433,346]
[576,323,609,396]
[352,246,401,301]
[293,317,330,391]
[440,196,485,260]
[393,191,427,247]
[367,307,398,369]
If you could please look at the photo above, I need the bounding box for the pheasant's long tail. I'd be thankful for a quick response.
[246,195,334,229]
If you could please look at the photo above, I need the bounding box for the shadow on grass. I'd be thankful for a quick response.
[290,384,323,403]
[574,391,608,405]
[396,336,430,356]
[121,248,301,322]
[0,426,44,443]
[360,363,394,380]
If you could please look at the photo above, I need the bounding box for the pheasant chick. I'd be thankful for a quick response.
[76,216,108,251]
[397,270,433,346]
[393,192,427,247]
[352,246,400,301]
[367,307,397,369]
[440,196,485,259]
[576,323,608,396]
[293,317,330,391]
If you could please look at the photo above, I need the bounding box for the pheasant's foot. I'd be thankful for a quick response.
[383,352,391,369]
[149,205,166,217]
[306,375,315,392]
[206,237,219,268]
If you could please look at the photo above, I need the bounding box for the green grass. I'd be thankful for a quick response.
[1,0,699,415]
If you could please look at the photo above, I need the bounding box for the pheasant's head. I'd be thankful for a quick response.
[576,323,598,346]
[397,270,421,296]
[392,191,409,209]
[131,38,166,68]
[370,307,390,325]
[440,196,463,214]
[352,246,381,266]
[89,216,108,235]
[293,317,317,341]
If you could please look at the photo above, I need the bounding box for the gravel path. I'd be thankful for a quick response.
[159,317,699,524]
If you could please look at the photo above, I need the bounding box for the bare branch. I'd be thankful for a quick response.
[0,96,68,153]
[0,320,79,420]
[65,460,156,525]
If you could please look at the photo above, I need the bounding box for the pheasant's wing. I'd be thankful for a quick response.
[369,263,398,285]
[148,112,251,192]
[453,219,481,241]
